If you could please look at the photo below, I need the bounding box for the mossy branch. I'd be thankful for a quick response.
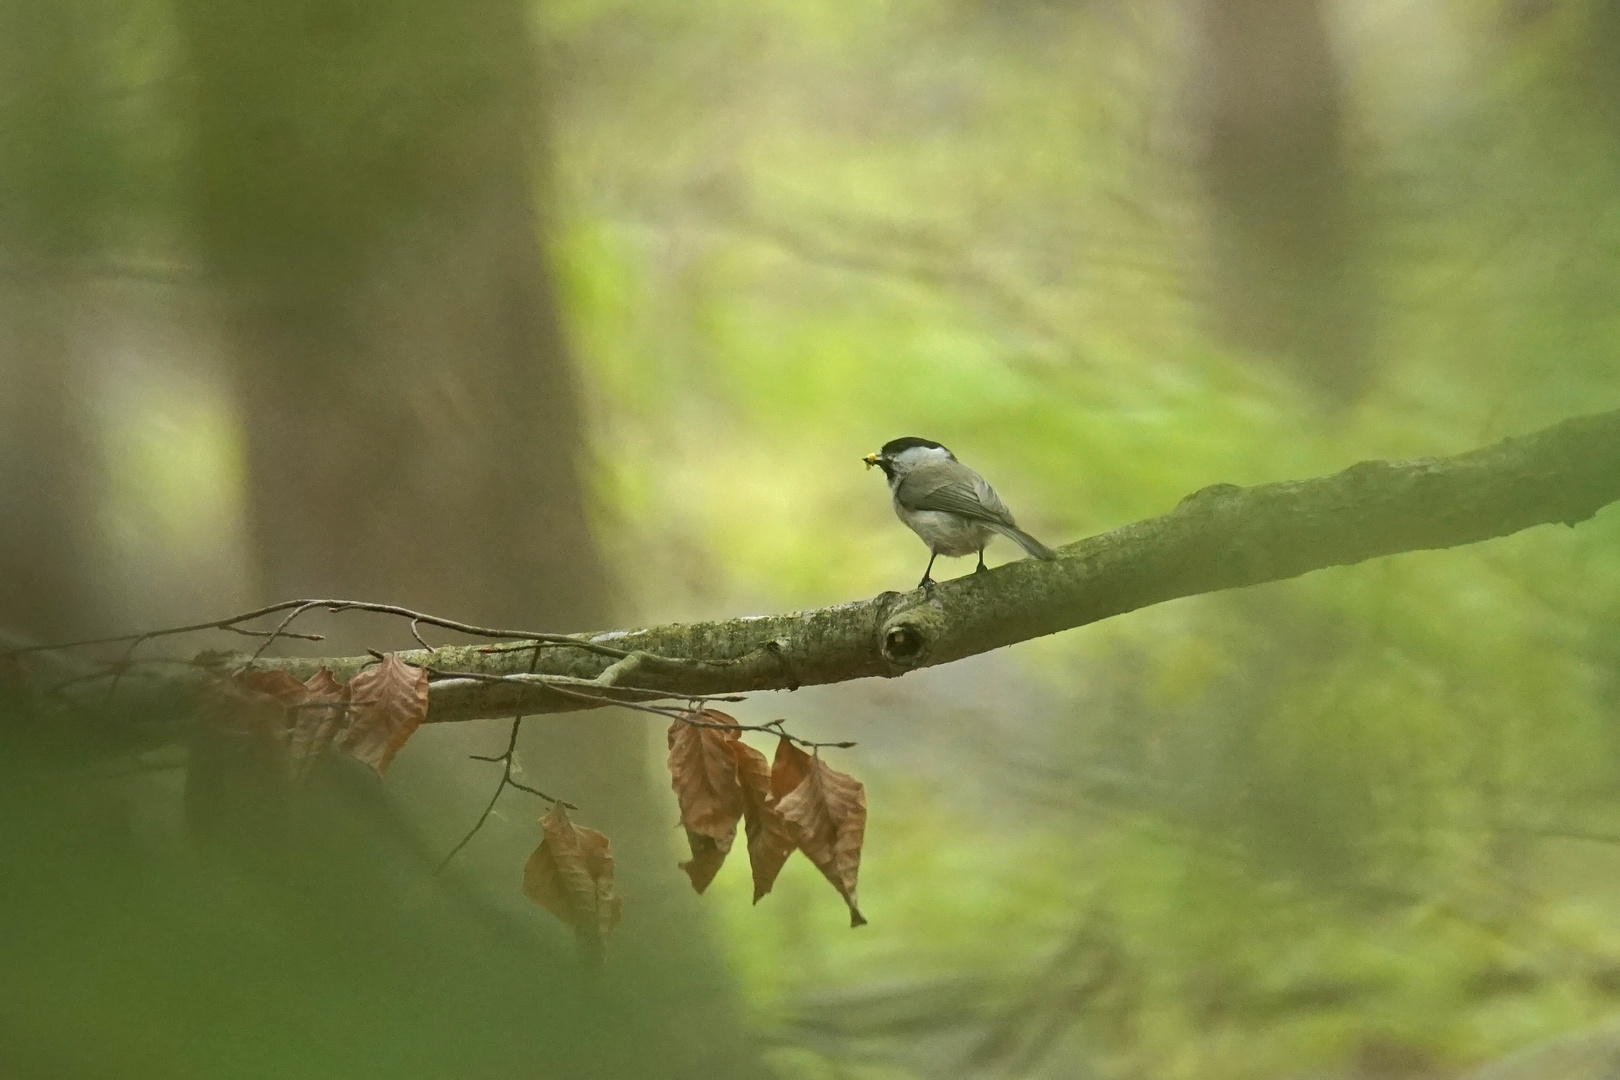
[14,408,1620,725]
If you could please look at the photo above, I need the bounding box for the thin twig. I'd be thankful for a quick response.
[420,664,854,749]
[507,780,560,801]
[544,683,857,750]
[1,598,635,661]
[420,665,675,704]
[435,715,571,874]
[434,642,579,874]
[246,600,328,664]
[1,600,345,654]
[47,655,206,695]
[223,626,324,642]
[102,632,159,704]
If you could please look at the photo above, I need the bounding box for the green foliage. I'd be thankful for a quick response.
[548,0,1620,1075]
[19,0,1620,1073]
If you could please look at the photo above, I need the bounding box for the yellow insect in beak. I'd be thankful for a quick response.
[863,453,881,470]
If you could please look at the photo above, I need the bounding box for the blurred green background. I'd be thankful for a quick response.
[6,0,1620,1077]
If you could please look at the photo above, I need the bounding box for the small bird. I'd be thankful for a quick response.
[864,437,1058,589]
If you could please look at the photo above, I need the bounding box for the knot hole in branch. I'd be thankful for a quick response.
[881,623,926,668]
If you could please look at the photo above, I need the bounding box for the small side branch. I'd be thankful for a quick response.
[2,598,634,661]
[435,715,572,874]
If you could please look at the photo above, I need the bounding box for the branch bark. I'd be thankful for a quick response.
[34,407,1620,725]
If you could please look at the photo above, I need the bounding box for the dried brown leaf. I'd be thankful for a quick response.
[232,668,309,705]
[301,666,347,700]
[289,667,349,783]
[210,668,307,752]
[667,709,746,893]
[208,667,352,783]
[737,738,797,903]
[340,652,427,776]
[771,735,812,801]
[775,747,868,927]
[678,836,730,894]
[523,803,622,953]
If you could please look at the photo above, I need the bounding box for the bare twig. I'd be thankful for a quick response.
[434,715,572,875]
[47,655,206,695]
[247,600,329,664]
[422,663,854,750]
[421,665,676,704]
[542,683,856,750]
[224,626,324,642]
[1,598,636,661]
[409,617,431,651]
[102,634,154,704]
[434,643,574,874]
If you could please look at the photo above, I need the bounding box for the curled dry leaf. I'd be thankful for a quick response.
[524,803,622,955]
[736,738,797,903]
[211,668,307,756]
[771,735,812,801]
[679,836,729,894]
[341,652,428,776]
[662,712,868,922]
[289,667,349,783]
[667,709,746,893]
[774,738,868,927]
[214,668,348,776]
[232,668,308,705]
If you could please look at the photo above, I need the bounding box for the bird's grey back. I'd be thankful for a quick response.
[895,460,1017,527]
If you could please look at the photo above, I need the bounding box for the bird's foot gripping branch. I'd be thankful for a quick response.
[8,406,1620,946]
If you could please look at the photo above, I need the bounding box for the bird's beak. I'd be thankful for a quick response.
[863,453,881,470]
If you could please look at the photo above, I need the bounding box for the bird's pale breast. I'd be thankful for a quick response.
[895,504,994,557]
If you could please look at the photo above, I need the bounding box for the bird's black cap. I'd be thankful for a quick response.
[880,436,948,457]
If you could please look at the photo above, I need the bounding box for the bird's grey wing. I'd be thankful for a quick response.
[895,462,1017,526]
[969,473,1013,522]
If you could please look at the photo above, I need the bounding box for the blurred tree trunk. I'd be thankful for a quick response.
[0,289,93,643]
[173,2,757,1074]
[1188,0,1373,403]
[0,0,108,643]
[177,0,603,628]
[1550,0,1620,133]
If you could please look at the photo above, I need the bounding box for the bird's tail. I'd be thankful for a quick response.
[992,523,1058,561]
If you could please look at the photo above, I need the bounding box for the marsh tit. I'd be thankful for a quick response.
[864,437,1058,589]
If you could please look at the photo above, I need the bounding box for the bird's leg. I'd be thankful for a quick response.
[917,552,939,590]
[975,549,987,574]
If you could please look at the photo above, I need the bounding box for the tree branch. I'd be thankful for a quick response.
[17,408,1620,726]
